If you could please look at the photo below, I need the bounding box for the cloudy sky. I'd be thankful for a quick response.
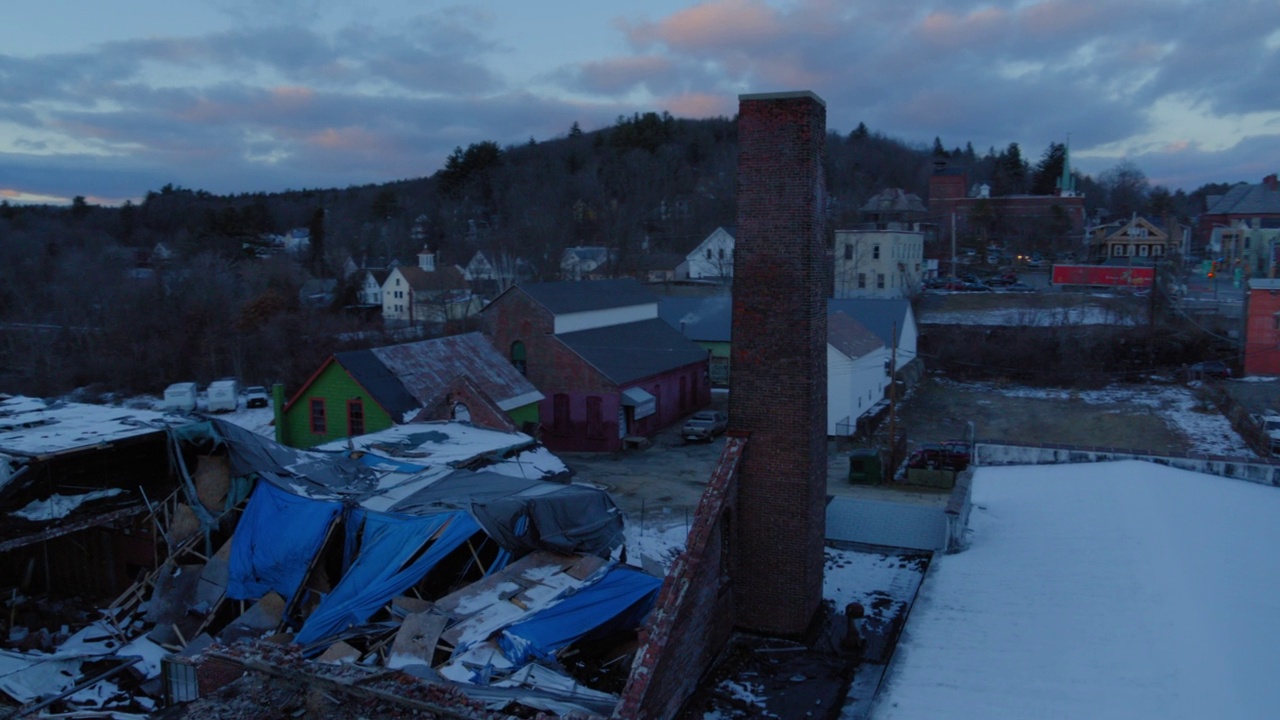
[2,0,1278,205]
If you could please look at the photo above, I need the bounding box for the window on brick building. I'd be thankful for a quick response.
[309,398,326,434]
[511,340,527,375]
[346,399,364,436]
[452,402,470,422]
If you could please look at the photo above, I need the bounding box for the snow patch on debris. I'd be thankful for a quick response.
[11,488,125,521]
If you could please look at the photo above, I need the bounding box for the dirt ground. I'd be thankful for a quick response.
[895,375,1187,450]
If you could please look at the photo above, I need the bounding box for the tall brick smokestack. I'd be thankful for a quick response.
[729,91,830,636]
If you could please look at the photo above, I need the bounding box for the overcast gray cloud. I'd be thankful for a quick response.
[1,0,1277,204]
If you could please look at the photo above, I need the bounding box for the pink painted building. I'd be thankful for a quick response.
[483,278,710,452]
[1245,278,1280,376]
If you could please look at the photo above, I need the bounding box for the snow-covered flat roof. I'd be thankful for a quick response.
[0,395,185,459]
[875,460,1280,719]
[311,421,539,468]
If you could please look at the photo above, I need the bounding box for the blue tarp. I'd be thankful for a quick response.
[227,482,342,601]
[295,510,481,645]
[498,567,662,666]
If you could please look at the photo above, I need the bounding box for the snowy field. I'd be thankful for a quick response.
[934,378,1256,457]
[874,461,1280,719]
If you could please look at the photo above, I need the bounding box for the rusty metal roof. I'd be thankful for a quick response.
[337,332,542,419]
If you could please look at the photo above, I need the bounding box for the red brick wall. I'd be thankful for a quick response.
[929,194,1087,240]
[613,436,745,719]
[1245,286,1280,376]
[484,287,709,451]
[729,91,829,636]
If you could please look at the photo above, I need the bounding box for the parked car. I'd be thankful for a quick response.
[1187,361,1232,380]
[962,282,993,292]
[682,410,728,442]
[1003,282,1037,293]
[1251,413,1280,456]
[907,441,971,472]
[245,385,270,409]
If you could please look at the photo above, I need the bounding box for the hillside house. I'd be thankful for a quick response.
[684,227,736,281]
[1088,214,1183,261]
[381,247,475,326]
[560,246,613,281]
[483,279,710,451]
[276,331,543,448]
[833,227,925,298]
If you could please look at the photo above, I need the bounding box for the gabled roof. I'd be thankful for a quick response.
[327,332,542,420]
[397,265,467,293]
[561,246,610,265]
[828,311,885,359]
[556,318,708,385]
[826,298,915,347]
[859,188,927,215]
[1206,182,1280,215]
[658,295,732,342]
[509,278,657,315]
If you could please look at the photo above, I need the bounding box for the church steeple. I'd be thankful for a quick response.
[1057,135,1076,197]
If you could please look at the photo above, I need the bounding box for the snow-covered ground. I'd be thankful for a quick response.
[935,378,1256,457]
[874,461,1280,719]
[922,305,1140,326]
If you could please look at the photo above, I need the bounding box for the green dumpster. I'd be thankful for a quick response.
[848,448,883,485]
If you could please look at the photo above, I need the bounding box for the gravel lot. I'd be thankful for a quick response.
[564,376,1253,527]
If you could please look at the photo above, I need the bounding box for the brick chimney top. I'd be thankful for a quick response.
[1264,174,1278,191]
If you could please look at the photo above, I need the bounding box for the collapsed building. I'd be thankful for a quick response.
[2,403,658,718]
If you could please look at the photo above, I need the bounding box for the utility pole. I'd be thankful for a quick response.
[950,212,957,278]
[887,320,898,472]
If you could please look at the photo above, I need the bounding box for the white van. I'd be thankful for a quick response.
[206,379,240,412]
[162,382,198,412]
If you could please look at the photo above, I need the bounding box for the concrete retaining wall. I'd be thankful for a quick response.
[973,441,1280,487]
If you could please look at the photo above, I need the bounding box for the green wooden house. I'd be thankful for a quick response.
[276,332,543,448]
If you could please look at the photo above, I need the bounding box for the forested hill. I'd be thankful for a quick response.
[0,113,1214,280]
[0,114,955,278]
[0,113,1221,398]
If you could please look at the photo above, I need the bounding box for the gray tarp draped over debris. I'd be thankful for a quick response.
[389,469,624,555]
[206,418,623,557]
[209,419,378,496]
